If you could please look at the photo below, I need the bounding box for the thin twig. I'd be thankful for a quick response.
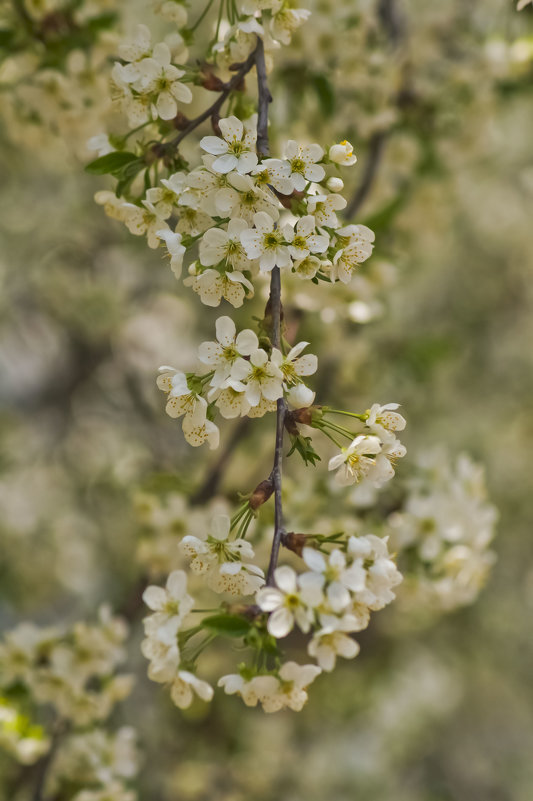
[346,0,406,218]
[345,130,387,219]
[253,38,286,585]
[265,272,287,585]
[31,720,65,801]
[168,46,259,150]
[191,417,251,504]
[255,37,272,159]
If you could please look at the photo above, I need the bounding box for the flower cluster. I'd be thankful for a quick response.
[46,727,138,801]
[0,608,133,727]
[218,662,321,712]
[326,403,407,487]
[387,451,498,611]
[213,0,311,69]
[97,115,373,307]
[257,535,402,671]
[0,0,124,156]
[112,25,191,125]
[140,497,402,712]
[156,315,317,447]
[180,514,265,595]
[141,570,214,709]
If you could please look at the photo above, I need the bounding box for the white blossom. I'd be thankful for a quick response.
[200,115,258,175]
[328,435,382,486]
[199,219,253,271]
[307,629,360,671]
[142,570,193,643]
[147,171,187,217]
[136,43,192,120]
[121,201,170,249]
[156,367,207,424]
[118,24,152,64]
[218,662,321,712]
[185,266,254,307]
[307,192,347,228]
[157,229,186,277]
[180,515,263,595]
[348,534,403,609]
[256,566,323,637]
[283,215,329,260]
[279,341,317,387]
[231,348,284,407]
[208,378,251,419]
[270,7,312,45]
[240,211,291,272]
[181,415,220,449]
[301,546,366,612]
[170,671,214,708]
[198,315,258,388]
[284,140,325,190]
[331,224,375,283]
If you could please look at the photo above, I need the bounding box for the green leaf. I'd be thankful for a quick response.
[84,151,139,175]
[287,434,321,467]
[201,614,252,638]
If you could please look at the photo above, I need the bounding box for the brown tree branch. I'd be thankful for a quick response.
[253,38,287,586]
[346,0,407,218]
[345,129,387,219]
[167,45,260,151]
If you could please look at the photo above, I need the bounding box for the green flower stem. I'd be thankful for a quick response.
[190,0,216,32]
[325,409,368,421]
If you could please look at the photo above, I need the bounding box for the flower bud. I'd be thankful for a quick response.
[249,479,274,511]
[329,141,357,166]
[326,176,344,192]
[281,532,308,557]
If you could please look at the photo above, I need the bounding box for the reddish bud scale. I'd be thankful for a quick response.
[201,73,227,92]
[173,112,190,131]
[249,479,275,511]
[281,532,308,557]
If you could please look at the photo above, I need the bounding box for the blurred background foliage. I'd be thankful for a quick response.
[1,0,533,798]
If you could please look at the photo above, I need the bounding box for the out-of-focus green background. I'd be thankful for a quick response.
[1,0,532,798]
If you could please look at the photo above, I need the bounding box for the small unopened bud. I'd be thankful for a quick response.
[227,603,259,619]
[282,532,308,557]
[291,406,321,426]
[201,71,227,92]
[249,479,274,511]
[173,111,190,130]
[327,176,344,192]
[329,141,357,166]
[146,143,167,164]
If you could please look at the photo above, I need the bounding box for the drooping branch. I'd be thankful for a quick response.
[266,270,287,586]
[346,0,406,218]
[345,130,387,218]
[191,417,251,504]
[255,37,272,159]
[253,38,287,586]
